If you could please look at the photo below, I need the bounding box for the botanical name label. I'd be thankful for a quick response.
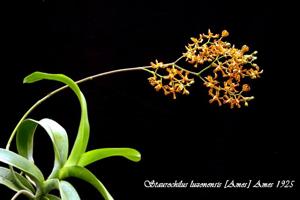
[144,179,295,189]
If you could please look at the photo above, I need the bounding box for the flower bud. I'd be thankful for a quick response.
[222,30,229,37]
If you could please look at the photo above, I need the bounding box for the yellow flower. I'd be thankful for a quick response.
[204,75,219,88]
[223,79,238,93]
[154,82,163,91]
[242,84,250,92]
[241,45,249,53]
[221,30,229,37]
[190,37,199,43]
[247,68,262,79]
[182,88,190,95]
[150,59,164,69]
[163,85,177,99]
[208,89,222,106]
[222,96,242,109]
[203,29,220,39]
[148,76,158,86]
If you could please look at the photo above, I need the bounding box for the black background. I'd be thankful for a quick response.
[0,0,297,199]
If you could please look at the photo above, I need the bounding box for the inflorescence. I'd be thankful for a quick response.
[146,29,263,108]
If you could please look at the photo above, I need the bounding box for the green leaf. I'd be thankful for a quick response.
[59,180,80,200]
[43,178,59,195]
[16,118,69,178]
[59,166,113,200]
[0,166,35,193]
[24,72,90,166]
[45,194,61,200]
[0,148,44,184]
[78,148,141,167]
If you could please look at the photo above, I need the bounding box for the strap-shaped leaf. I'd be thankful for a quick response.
[59,166,113,200]
[16,118,68,178]
[78,148,141,167]
[24,72,90,166]
[0,148,44,184]
[43,178,59,195]
[0,166,35,193]
[59,180,80,200]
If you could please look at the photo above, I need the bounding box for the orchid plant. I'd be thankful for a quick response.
[0,30,262,199]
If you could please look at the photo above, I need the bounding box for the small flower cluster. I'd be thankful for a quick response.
[147,29,263,108]
[147,60,194,99]
[184,29,262,108]
[184,30,231,67]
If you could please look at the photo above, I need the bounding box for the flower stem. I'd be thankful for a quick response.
[173,64,198,76]
[173,55,185,64]
[6,66,151,150]
[196,56,225,80]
